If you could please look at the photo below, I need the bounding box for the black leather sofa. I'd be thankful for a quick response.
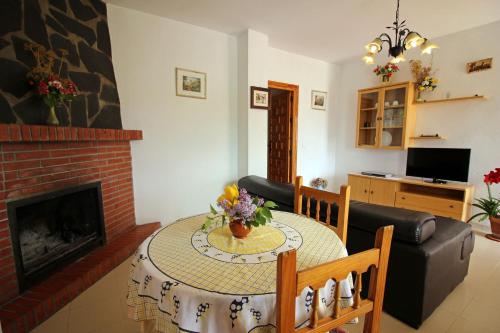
[238,175,475,328]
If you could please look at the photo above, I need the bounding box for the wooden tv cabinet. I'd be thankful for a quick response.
[348,173,474,221]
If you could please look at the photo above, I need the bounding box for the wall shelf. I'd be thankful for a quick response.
[410,135,446,140]
[413,95,485,105]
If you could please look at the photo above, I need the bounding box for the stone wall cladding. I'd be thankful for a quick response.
[0,0,122,129]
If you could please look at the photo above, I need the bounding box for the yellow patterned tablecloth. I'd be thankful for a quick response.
[127,211,353,333]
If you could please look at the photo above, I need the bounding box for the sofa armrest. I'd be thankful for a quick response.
[349,201,436,245]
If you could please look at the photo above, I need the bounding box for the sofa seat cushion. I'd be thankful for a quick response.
[349,201,436,245]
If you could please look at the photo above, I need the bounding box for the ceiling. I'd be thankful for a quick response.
[106,0,500,63]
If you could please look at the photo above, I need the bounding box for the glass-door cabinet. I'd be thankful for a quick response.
[356,81,415,150]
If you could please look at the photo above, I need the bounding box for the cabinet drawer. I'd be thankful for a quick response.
[395,201,463,220]
[395,191,463,215]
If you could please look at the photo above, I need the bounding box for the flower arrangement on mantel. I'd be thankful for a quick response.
[311,177,328,190]
[202,184,277,239]
[373,63,399,83]
[410,60,438,101]
[25,43,78,126]
[468,168,500,241]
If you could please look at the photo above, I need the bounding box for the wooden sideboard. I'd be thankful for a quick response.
[348,173,474,221]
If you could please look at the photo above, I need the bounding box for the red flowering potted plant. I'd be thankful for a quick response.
[468,168,500,241]
[373,63,399,83]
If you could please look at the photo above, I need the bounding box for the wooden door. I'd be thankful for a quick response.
[268,89,292,183]
[348,175,371,202]
[369,179,398,207]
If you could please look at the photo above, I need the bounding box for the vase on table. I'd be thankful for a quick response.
[486,216,500,242]
[381,75,391,83]
[47,105,59,126]
[229,219,252,239]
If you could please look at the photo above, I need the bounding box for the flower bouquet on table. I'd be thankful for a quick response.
[202,184,277,239]
[468,168,500,241]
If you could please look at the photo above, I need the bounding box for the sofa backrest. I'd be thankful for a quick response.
[238,175,437,245]
[348,201,436,245]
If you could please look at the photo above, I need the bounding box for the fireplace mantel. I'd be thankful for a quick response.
[0,124,143,143]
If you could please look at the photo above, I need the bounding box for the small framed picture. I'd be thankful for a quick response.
[176,68,206,99]
[311,90,327,110]
[466,58,493,73]
[250,86,269,109]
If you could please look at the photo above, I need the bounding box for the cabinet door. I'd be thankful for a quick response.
[379,86,408,149]
[356,90,381,148]
[368,179,398,207]
[348,175,370,202]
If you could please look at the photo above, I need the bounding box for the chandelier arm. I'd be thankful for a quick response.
[378,33,393,49]
[397,27,409,46]
[400,28,411,41]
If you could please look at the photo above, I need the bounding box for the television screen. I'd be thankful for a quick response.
[406,148,471,182]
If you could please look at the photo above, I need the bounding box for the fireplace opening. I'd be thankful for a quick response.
[7,182,105,292]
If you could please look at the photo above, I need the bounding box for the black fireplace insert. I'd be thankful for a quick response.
[7,182,106,292]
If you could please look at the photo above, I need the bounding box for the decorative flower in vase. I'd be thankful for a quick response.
[417,76,438,92]
[202,184,277,239]
[468,168,500,241]
[410,60,438,101]
[25,43,78,126]
[373,63,399,82]
[311,178,328,190]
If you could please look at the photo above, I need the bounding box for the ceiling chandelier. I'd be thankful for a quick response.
[363,0,438,64]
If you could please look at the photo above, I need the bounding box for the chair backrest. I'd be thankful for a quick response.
[276,226,394,333]
[294,176,351,244]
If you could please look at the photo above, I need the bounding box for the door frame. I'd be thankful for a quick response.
[268,80,298,184]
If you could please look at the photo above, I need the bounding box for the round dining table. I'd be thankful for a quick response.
[127,210,354,333]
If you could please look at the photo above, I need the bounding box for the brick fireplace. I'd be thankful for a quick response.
[0,124,159,332]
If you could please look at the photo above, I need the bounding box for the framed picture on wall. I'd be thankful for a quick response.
[250,86,269,109]
[176,68,207,99]
[466,58,493,73]
[311,90,327,110]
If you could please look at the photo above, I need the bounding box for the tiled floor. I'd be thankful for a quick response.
[32,232,500,333]
[32,258,141,333]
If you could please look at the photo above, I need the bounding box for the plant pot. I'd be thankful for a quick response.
[486,216,500,242]
[47,105,60,126]
[229,219,252,239]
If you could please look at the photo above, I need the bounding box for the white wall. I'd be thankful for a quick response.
[267,47,338,188]
[238,30,339,189]
[107,5,238,225]
[333,21,500,228]
[107,4,499,230]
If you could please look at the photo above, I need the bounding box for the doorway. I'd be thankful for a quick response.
[267,81,298,184]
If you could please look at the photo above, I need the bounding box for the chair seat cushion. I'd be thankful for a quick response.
[349,201,436,245]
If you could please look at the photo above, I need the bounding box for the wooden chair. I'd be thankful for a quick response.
[276,226,394,333]
[294,176,351,244]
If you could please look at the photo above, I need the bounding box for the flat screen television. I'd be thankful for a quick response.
[406,148,471,183]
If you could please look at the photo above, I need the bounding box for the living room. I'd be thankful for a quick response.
[0,0,499,332]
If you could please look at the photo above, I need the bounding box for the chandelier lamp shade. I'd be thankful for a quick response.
[363,0,438,64]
